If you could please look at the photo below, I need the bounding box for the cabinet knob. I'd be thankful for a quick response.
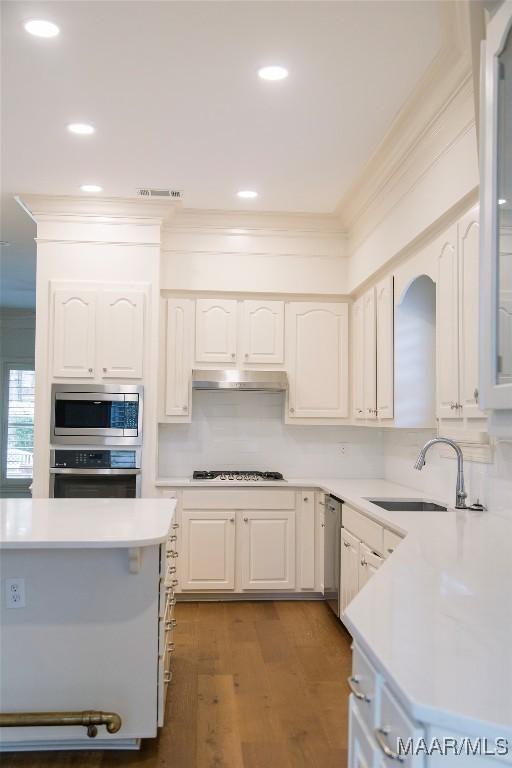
[474,388,479,403]
[102,367,107,373]
[172,523,179,529]
[230,517,235,523]
[289,407,295,414]
[182,405,188,412]
[169,535,177,543]
[244,353,249,359]
[243,517,248,523]
[387,548,394,554]
[321,522,325,528]
[88,368,93,373]
[231,352,236,358]
[303,496,309,502]
[360,558,367,567]
[344,541,351,548]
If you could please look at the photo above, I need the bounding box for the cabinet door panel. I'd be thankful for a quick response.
[352,297,365,419]
[52,289,96,378]
[459,209,485,419]
[363,289,377,419]
[437,227,460,418]
[195,299,237,363]
[241,300,284,364]
[349,697,377,768]
[165,298,193,417]
[180,511,235,590]
[240,510,295,590]
[376,276,394,420]
[100,290,144,378]
[287,302,349,418]
[340,528,360,615]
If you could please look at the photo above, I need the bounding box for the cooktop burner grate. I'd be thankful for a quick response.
[192,470,284,482]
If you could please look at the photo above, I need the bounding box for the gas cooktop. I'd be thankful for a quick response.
[192,470,285,482]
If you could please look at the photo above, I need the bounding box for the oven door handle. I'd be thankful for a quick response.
[50,469,141,475]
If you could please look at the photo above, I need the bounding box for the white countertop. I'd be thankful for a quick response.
[0,498,176,549]
[157,475,512,738]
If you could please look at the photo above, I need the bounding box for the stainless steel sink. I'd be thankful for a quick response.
[365,498,448,512]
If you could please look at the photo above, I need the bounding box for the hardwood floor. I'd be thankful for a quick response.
[6,601,352,768]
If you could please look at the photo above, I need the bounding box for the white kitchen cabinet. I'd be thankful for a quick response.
[241,300,284,364]
[195,298,237,363]
[52,289,96,378]
[348,698,376,768]
[99,290,145,378]
[165,298,193,417]
[239,510,296,590]
[353,280,392,423]
[376,275,394,420]
[180,510,236,590]
[298,492,315,589]
[286,301,349,419]
[352,296,365,420]
[458,208,485,419]
[340,528,360,615]
[358,543,383,591]
[436,225,461,419]
[363,289,377,420]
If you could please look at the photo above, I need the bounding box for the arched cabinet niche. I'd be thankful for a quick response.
[394,275,436,428]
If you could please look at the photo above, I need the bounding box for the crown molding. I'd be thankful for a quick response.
[165,208,346,239]
[15,194,180,224]
[338,1,476,251]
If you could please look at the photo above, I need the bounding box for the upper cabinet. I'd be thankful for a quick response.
[99,291,144,378]
[481,2,512,412]
[436,210,485,421]
[352,277,394,422]
[436,225,460,419]
[241,300,284,364]
[165,298,194,418]
[286,302,349,420]
[195,298,237,364]
[53,289,96,378]
[52,284,145,380]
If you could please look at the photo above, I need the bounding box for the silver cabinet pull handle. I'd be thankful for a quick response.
[374,728,404,762]
[347,676,370,702]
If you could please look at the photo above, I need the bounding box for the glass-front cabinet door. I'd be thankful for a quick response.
[481,1,512,410]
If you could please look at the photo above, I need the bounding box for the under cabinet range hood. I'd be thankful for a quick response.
[192,369,288,392]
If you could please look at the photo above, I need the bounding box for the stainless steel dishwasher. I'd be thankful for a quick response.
[324,494,343,616]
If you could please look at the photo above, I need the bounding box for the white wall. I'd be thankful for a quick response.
[383,430,512,518]
[158,390,384,479]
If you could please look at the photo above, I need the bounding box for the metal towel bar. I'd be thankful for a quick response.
[0,710,122,738]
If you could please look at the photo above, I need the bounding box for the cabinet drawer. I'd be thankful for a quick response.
[383,528,403,557]
[375,684,425,767]
[350,643,380,733]
[182,488,296,510]
[343,505,384,554]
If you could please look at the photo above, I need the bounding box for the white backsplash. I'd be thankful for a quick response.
[383,430,512,517]
[158,391,384,479]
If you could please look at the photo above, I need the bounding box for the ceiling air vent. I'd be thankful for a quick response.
[137,188,184,200]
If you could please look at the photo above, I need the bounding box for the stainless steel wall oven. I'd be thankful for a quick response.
[50,449,141,498]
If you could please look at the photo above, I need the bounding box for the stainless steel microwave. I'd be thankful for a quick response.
[51,384,143,445]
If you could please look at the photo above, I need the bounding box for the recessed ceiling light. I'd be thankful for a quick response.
[68,123,95,135]
[499,198,507,205]
[80,184,102,193]
[237,190,258,199]
[24,19,60,38]
[258,65,288,82]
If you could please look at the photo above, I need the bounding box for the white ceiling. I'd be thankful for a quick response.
[1,0,442,307]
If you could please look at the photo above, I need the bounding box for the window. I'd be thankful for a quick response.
[3,366,35,481]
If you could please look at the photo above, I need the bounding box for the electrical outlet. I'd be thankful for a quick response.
[5,578,25,608]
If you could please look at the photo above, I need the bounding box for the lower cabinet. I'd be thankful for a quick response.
[349,642,425,768]
[340,505,398,615]
[239,510,296,590]
[173,488,320,594]
[180,510,236,590]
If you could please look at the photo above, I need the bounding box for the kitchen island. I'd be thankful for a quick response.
[0,498,176,751]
